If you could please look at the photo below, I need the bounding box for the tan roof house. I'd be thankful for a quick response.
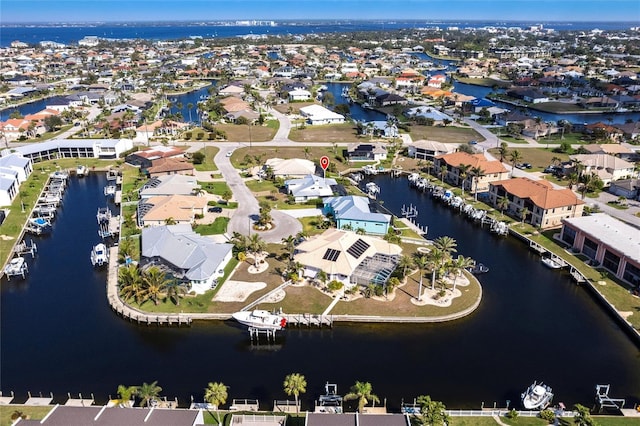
[569,154,637,185]
[489,177,585,229]
[138,194,207,227]
[147,157,195,178]
[434,152,509,192]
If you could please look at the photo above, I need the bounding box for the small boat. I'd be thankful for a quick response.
[4,257,28,279]
[76,165,88,177]
[29,217,51,229]
[97,207,111,224]
[521,382,553,410]
[541,257,563,269]
[90,243,109,267]
[316,382,343,413]
[232,310,287,330]
[104,185,116,197]
[467,263,489,274]
[106,169,118,181]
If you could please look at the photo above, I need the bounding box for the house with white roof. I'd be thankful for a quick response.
[288,89,312,101]
[264,157,316,178]
[323,195,391,235]
[141,224,233,294]
[299,104,345,125]
[285,174,337,202]
[139,174,200,199]
[294,228,401,288]
[11,139,133,162]
[408,139,458,160]
[0,173,19,206]
[0,153,32,183]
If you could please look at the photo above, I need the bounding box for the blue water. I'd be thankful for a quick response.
[167,83,216,124]
[1,174,639,409]
[2,21,637,47]
[324,82,388,122]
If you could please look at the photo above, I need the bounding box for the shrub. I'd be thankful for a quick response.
[505,409,519,420]
[327,280,344,292]
[185,132,192,140]
[539,409,555,423]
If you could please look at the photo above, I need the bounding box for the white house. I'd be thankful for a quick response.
[12,139,133,162]
[264,158,316,178]
[0,153,32,183]
[139,174,200,199]
[285,174,337,202]
[288,89,312,101]
[299,104,345,125]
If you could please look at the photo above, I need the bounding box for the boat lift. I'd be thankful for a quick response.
[595,385,625,412]
[401,203,418,219]
[14,239,37,258]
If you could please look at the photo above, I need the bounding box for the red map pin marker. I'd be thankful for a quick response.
[320,156,330,171]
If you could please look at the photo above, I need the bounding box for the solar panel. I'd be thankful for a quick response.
[347,238,370,259]
[322,248,341,262]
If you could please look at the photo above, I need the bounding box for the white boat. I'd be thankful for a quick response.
[232,310,287,330]
[541,257,563,269]
[104,185,116,197]
[521,382,553,410]
[90,243,109,267]
[4,256,28,278]
[467,263,489,274]
[106,169,118,181]
[76,165,89,177]
[97,207,111,224]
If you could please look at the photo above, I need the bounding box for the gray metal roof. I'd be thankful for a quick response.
[0,154,30,168]
[142,225,233,281]
[26,405,200,426]
[324,195,390,223]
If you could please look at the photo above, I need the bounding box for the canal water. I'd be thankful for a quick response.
[1,174,638,410]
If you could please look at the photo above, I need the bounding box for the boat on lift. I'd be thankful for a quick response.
[232,310,287,330]
[521,381,553,410]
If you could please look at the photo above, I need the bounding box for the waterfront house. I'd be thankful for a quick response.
[142,224,233,294]
[12,405,204,426]
[285,174,337,202]
[489,177,585,229]
[581,143,637,161]
[407,139,458,160]
[288,88,312,101]
[323,195,391,235]
[139,174,200,200]
[147,158,195,178]
[299,105,345,125]
[294,228,401,288]
[137,194,207,227]
[0,174,18,207]
[346,143,388,162]
[306,412,410,426]
[434,152,509,192]
[404,107,454,125]
[0,153,33,183]
[11,138,133,162]
[560,214,640,286]
[126,146,186,170]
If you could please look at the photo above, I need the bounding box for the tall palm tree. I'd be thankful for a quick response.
[450,256,474,291]
[137,381,162,407]
[281,235,296,261]
[509,150,523,178]
[470,166,485,201]
[397,254,414,279]
[439,164,448,184]
[520,206,530,224]
[433,236,457,259]
[141,266,171,305]
[497,196,510,218]
[283,373,307,415]
[344,381,380,414]
[413,254,428,301]
[248,233,267,266]
[498,142,509,162]
[118,237,136,263]
[204,382,228,424]
[458,163,470,196]
[426,247,445,290]
[187,102,194,122]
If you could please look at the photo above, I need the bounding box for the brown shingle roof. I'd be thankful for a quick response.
[148,158,195,174]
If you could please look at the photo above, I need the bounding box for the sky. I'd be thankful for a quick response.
[2,0,639,23]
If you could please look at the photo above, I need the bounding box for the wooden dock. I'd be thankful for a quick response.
[284,313,333,328]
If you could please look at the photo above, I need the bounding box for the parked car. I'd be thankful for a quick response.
[226,150,234,157]
[469,140,478,145]
[516,163,532,169]
[208,206,223,213]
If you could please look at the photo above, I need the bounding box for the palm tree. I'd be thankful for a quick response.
[433,236,457,259]
[426,247,445,290]
[204,382,228,424]
[164,279,186,305]
[520,206,530,224]
[187,102,194,122]
[498,142,509,162]
[470,166,485,201]
[303,146,310,159]
[417,394,449,426]
[283,373,307,415]
[458,163,470,196]
[413,255,428,301]
[439,164,448,184]
[397,254,414,279]
[119,264,143,303]
[281,235,296,261]
[141,266,171,305]
[248,233,267,266]
[316,270,328,287]
[509,150,523,178]
[118,237,136,263]
[116,385,138,407]
[137,381,162,407]
[344,381,380,414]
[450,256,474,291]
[497,196,510,218]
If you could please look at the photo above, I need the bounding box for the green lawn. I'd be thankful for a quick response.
[408,125,483,144]
[194,217,229,235]
[198,181,231,196]
[0,406,53,426]
[194,146,220,172]
[245,179,279,193]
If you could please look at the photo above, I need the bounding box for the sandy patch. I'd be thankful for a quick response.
[619,311,633,321]
[0,235,15,241]
[213,280,266,302]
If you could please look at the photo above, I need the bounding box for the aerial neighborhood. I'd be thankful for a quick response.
[0,20,640,424]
